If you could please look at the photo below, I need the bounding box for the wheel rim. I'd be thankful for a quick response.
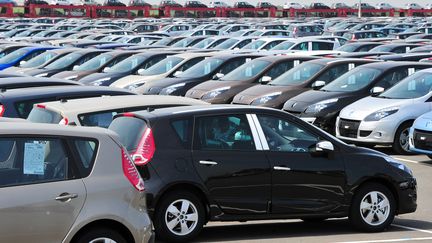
[165,199,199,236]
[360,191,390,226]
[89,238,117,243]
[399,127,410,152]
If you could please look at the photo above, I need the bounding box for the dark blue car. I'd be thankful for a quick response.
[0,46,58,70]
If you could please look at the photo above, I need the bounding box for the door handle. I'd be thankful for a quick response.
[273,166,291,171]
[55,193,78,202]
[199,160,218,166]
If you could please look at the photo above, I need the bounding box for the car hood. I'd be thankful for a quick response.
[111,74,167,88]
[232,84,305,105]
[283,90,349,111]
[340,96,414,120]
[79,72,124,84]
[189,80,249,93]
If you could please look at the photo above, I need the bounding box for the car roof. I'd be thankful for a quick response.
[37,95,208,114]
[359,61,432,69]
[0,77,81,86]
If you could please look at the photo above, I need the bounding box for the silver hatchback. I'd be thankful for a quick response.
[0,122,153,243]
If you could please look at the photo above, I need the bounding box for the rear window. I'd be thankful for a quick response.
[109,116,147,152]
[27,107,63,124]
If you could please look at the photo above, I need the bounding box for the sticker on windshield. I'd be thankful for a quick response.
[23,141,46,175]
[348,63,355,70]
[293,60,300,66]
[408,68,415,75]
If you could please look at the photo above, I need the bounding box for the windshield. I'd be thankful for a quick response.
[220,60,271,81]
[192,38,214,49]
[105,55,146,73]
[51,32,67,38]
[176,58,224,78]
[369,45,393,52]
[0,48,29,64]
[171,38,192,48]
[33,31,50,37]
[379,72,432,99]
[75,53,113,71]
[270,62,324,86]
[322,67,383,92]
[242,40,265,50]
[14,30,32,37]
[250,31,263,36]
[337,44,359,52]
[20,51,58,68]
[139,56,183,76]
[45,53,82,69]
[214,38,238,49]
[271,41,295,50]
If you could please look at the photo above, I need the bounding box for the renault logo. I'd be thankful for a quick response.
[239,96,244,101]
[292,102,297,108]
[344,125,350,129]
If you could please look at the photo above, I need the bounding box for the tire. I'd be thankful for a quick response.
[349,183,395,232]
[154,191,206,243]
[73,227,127,243]
[393,122,413,155]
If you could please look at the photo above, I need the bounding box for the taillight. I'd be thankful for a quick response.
[351,35,356,41]
[293,27,297,35]
[133,127,155,166]
[59,117,68,125]
[0,104,4,117]
[121,148,145,192]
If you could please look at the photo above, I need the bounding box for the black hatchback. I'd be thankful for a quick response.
[109,105,417,242]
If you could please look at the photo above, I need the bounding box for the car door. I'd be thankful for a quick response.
[253,113,346,214]
[0,137,86,243]
[192,113,271,215]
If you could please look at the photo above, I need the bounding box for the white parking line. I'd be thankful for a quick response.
[336,237,432,243]
[393,224,432,234]
[392,157,419,164]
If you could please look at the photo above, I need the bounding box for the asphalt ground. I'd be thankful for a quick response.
[177,148,432,243]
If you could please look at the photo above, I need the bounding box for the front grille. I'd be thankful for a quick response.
[413,129,432,150]
[339,118,360,138]
[360,130,372,137]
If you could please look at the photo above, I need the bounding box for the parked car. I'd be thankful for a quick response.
[185,0,207,7]
[138,53,263,96]
[185,55,320,103]
[336,42,383,52]
[337,68,432,154]
[234,1,254,8]
[331,3,349,9]
[232,58,377,108]
[0,86,134,119]
[209,1,229,7]
[404,3,423,9]
[376,2,393,9]
[283,2,303,9]
[0,46,57,71]
[27,95,207,127]
[283,62,432,134]
[287,24,323,38]
[368,43,422,54]
[104,0,126,6]
[256,1,275,8]
[310,2,330,9]
[129,0,151,6]
[0,122,153,242]
[409,110,432,157]
[108,105,416,242]
[0,77,81,90]
[353,2,375,9]
[159,0,182,7]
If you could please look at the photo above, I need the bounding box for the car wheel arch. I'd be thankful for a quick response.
[155,183,211,221]
[70,219,134,243]
[350,178,400,214]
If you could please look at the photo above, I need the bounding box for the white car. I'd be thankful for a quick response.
[376,3,393,9]
[409,111,432,158]
[50,0,74,5]
[337,68,432,154]
[404,3,423,9]
[209,1,229,7]
[283,2,303,9]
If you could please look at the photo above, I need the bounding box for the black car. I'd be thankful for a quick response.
[0,85,134,119]
[336,42,383,52]
[234,1,254,8]
[108,105,417,242]
[184,0,207,8]
[310,2,330,9]
[138,53,264,96]
[283,62,432,133]
[104,0,126,6]
[368,43,423,54]
[25,49,108,78]
[79,51,177,86]
[0,77,81,90]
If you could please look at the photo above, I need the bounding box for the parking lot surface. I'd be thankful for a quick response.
[179,149,432,243]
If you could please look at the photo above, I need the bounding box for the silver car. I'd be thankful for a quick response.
[337,68,432,154]
[409,111,432,158]
[0,122,153,243]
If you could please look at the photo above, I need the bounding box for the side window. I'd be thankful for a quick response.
[358,45,374,52]
[257,115,320,152]
[262,40,283,50]
[0,138,71,188]
[73,139,97,171]
[171,119,191,147]
[218,58,247,74]
[106,55,128,67]
[291,42,308,51]
[78,110,121,128]
[262,61,294,80]
[139,55,166,70]
[21,50,45,62]
[393,46,407,54]
[315,64,349,82]
[77,53,99,65]
[175,57,204,73]
[313,42,333,50]
[375,69,409,89]
[235,39,252,49]
[195,115,255,151]
[15,99,57,118]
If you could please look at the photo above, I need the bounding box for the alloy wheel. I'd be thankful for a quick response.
[359,191,390,226]
[165,199,199,236]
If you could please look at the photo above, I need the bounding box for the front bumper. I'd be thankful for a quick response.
[397,177,417,214]
[409,127,432,155]
[336,116,398,144]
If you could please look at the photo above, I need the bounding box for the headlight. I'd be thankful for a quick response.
[160,83,186,95]
[385,157,413,176]
[202,86,230,100]
[305,98,338,114]
[364,106,399,121]
[64,75,77,80]
[35,73,48,77]
[251,92,281,105]
[91,77,111,86]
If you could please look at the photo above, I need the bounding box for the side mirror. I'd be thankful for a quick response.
[173,70,182,77]
[370,86,384,96]
[103,67,111,73]
[137,68,145,75]
[213,73,224,80]
[311,80,326,90]
[316,140,334,152]
[72,65,79,71]
[260,76,272,84]
[19,60,26,66]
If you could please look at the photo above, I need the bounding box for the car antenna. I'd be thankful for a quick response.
[60,98,68,103]
[147,107,155,112]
